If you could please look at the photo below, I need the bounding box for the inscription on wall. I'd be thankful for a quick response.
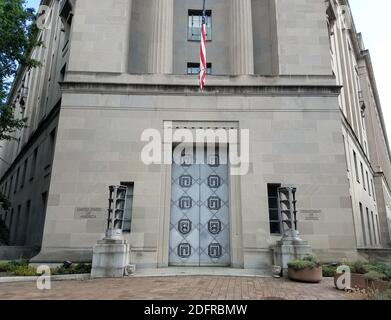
[74,207,104,220]
[300,209,322,221]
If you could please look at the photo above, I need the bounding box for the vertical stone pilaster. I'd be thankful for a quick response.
[148,0,174,74]
[230,0,254,75]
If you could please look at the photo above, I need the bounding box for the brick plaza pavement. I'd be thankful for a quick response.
[0,276,355,300]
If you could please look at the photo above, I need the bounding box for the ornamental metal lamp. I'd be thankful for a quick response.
[105,185,127,240]
[278,186,301,241]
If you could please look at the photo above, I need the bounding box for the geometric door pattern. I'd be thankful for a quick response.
[169,146,230,266]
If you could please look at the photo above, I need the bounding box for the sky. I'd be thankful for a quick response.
[25,0,390,138]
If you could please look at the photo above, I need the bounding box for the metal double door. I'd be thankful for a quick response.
[169,146,230,266]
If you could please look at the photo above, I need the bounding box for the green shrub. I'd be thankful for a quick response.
[347,261,369,274]
[73,263,92,274]
[322,265,337,277]
[52,263,92,275]
[364,271,387,282]
[342,260,391,281]
[0,262,13,272]
[12,266,39,277]
[366,262,389,277]
[0,260,29,273]
[288,255,321,271]
[302,255,320,264]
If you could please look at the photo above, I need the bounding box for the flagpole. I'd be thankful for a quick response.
[199,0,207,92]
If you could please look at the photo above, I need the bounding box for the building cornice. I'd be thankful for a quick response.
[60,81,342,97]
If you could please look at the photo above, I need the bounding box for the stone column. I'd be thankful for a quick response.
[148,0,174,74]
[230,0,254,75]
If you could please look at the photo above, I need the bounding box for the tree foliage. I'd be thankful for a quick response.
[0,0,40,141]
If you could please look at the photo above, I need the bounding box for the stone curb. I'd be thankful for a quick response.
[0,274,91,283]
[130,273,272,278]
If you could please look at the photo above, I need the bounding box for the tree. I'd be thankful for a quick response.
[0,0,40,141]
[0,0,40,228]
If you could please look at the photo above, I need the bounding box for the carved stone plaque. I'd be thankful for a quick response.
[74,207,104,220]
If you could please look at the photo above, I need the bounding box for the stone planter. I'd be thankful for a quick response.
[334,273,390,291]
[288,266,322,283]
[272,265,282,278]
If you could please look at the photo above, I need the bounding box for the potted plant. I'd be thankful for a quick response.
[287,255,323,283]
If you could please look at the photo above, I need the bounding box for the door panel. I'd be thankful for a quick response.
[169,146,230,266]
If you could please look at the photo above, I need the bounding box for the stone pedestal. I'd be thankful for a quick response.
[273,239,313,275]
[91,239,130,278]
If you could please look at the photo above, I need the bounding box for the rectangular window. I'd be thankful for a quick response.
[30,148,38,181]
[60,64,67,82]
[361,163,366,190]
[375,214,381,245]
[188,10,212,41]
[342,136,349,172]
[8,208,14,232]
[14,168,20,193]
[12,205,22,245]
[187,62,212,75]
[8,176,13,198]
[3,181,7,198]
[359,203,367,247]
[21,200,31,245]
[61,1,73,50]
[371,179,376,200]
[21,159,28,189]
[366,171,371,196]
[366,208,373,246]
[46,128,57,167]
[371,211,377,246]
[268,184,281,235]
[353,151,359,183]
[120,182,134,233]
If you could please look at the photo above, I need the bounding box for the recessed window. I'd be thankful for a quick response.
[14,168,20,193]
[359,203,367,246]
[30,148,38,181]
[8,175,13,198]
[121,182,134,233]
[366,207,373,246]
[21,159,28,189]
[8,208,14,233]
[268,184,281,235]
[353,151,359,183]
[3,181,7,198]
[361,162,366,190]
[366,171,371,196]
[188,10,212,41]
[375,214,380,245]
[187,62,212,75]
[371,211,377,245]
[46,128,57,167]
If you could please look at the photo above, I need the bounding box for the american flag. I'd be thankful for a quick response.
[199,0,207,91]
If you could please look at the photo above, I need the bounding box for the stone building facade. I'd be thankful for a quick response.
[0,0,390,268]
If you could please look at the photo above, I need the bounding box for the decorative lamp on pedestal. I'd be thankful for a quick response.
[91,186,131,278]
[273,186,313,275]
